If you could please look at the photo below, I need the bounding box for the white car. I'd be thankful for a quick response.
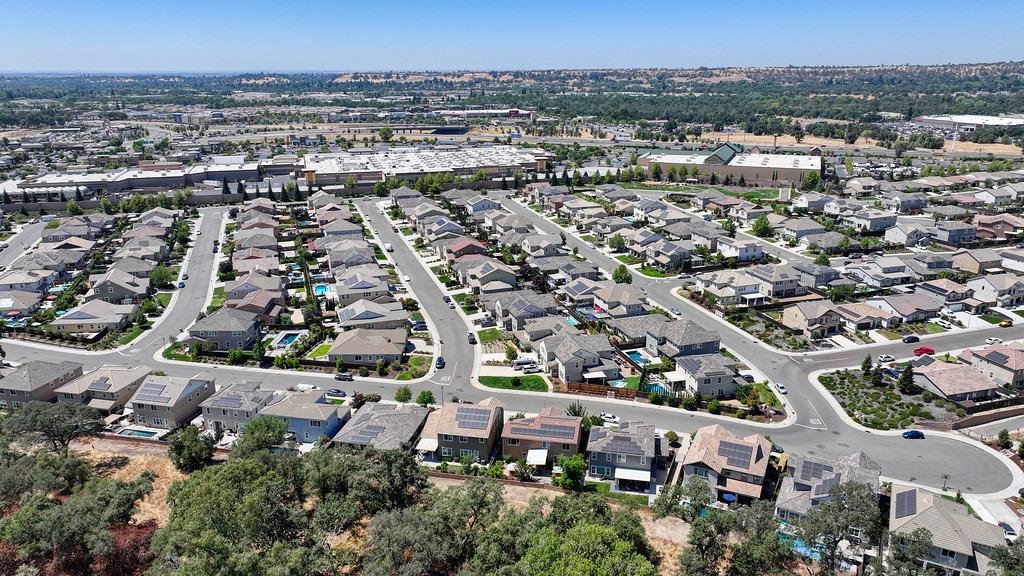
[402,275,410,283]
[878,354,896,363]
[934,319,954,330]
[600,412,621,424]
[986,337,1003,345]
[775,384,788,394]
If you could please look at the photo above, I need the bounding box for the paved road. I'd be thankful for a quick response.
[0,202,1017,495]
[0,221,44,268]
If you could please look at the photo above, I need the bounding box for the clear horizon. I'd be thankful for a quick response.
[4,0,1022,73]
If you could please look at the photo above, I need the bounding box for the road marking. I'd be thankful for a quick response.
[793,423,828,431]
[809,418,823,426]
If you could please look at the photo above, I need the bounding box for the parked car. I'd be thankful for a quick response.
[848,252,863,259]
[334,372,353,381]
[878,354,895,363]
[442,295,451,303]
[670,307,681,316]
[480,317,496,328]
[600,412,621,424]
[402,275,410,283]
[902,430,925,439]
[986,337,1003,345]
[913,346,935,356]
[411,322,427,332]
[182,273,189,280]
[901,335,920,343]
[933,319,953,330]
[522,365,541,374]
[448,301,456,309]
[435,356,445,369]
[467,332,477,344]
[740,373,755,383]
[177,281,186,289]
[998,522,1019,543]
[776,383,788,394]
[327,388,347,397]
[1000,320,1013,328]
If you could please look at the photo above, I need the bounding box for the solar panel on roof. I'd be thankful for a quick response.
[894,489,917,519]
[718,441,754,468]
[87,377,112,392]
[986,351,1009,365]
[814,474,841,496]
[209,395,243,409]
[800,460,834,481]
[136,393,171,404]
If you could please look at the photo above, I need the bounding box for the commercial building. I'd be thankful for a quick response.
[638,143,821,186]
[915,114,1024,132]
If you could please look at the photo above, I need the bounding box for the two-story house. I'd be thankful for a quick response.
[966,273,1024,307]
[0,360,83,407]
[129,374,215,429]
[681,424,772,503]
[433,398,504,462]
[586,421,660,492]
[258,390,350,443]
[199,380,278,434]
[188,307,261,350]
[501,406,582,469]
[56,365,149,414]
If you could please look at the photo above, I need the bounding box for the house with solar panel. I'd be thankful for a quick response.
[331,403,429,451]
[258,390,351,444]
[585,421,660,492]
[501,407,582,469]
[432,398,504,462]
[889,484,1006,575]
[680,424,772,504]
[775,452,881,538]
[56,365,150,414]
[129,374,214,429]
[199,381,279,435]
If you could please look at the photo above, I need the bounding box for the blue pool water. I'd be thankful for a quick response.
[626,351,650,365]
[645,383,669,396]
[313,284,328,296]
[564,315,580,326]
[118,428,158,438]
[278,332,300,346]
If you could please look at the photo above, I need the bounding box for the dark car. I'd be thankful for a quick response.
[177,281,186,289]
[902,430,925,440]
[901,334,920,343]
[182,273,189,280]
[435,356,445,369]
[327,388,347,397]
[411,322,428,332]
[334,372,353,381]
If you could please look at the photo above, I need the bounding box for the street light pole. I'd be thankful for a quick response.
[941,473,950,491]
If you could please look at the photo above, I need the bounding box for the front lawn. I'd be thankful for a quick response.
[476,328,504,344]
[410,311,424,322]
[981,312,1010,324]
[622,376,641,390]
[877,329,902,341]
[478,375,548,392]
[922,322,947,334]
[616,255,643,265]
[207,287,225,313]
[752,381,782,409]
[584,481,649,507]
[154,291,172,308]
[116,321,151,345]
[639,266,673,278]
[396,355,431,380]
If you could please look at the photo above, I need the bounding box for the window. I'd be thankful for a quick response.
[640,456,646,465]
[605,453,612,462]
[459,436,468,443]
[441,434,454,442]
[939,549,956,559]
[693,467,709,478]
[507,438,520,446]
[562,443,571,451]
[542,441,550,449]
[441,446,452,457]
[616,454,626,463]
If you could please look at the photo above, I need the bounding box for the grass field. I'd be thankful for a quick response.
[877,329,902,341]
[616,254,643,265]
[478,375,548,392]
[981,312,1009,324]
[639,266,673,278]
[154,292,172,308]
[207,287,225,313]
[308,343,332,358]
[722,188,779,202]
[476,328,504,344]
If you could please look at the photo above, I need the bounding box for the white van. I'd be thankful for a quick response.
[511,358,537,370]
[384,243,394,252]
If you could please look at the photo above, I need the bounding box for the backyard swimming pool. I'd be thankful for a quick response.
[626,351,648,365]
[278,332,300,346]
[313,284,329,296]
[116,427,159,439]
[564,315,580,327]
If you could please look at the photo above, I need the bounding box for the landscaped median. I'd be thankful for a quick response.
[477,375,548,392]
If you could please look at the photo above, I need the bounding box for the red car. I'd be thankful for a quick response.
[913,346,935,356]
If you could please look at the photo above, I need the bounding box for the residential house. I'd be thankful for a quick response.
[465,195,500,214]
[792,192,831,213]
[932,221,977,247]
[321,218,363,238]
[225,271,284,300]
[848,256,913,288]
[593,282,648,318]
[900,252,954,282]
[646,319,721,360]
[844,177,892,197]
[976,186,1016,205]
[326,328,408,366]
[537,333,619,384]
[665,353,741,399]
[961,343,1024,388]
[644,239,692,271]
[781,217,827,241]
[834,302,901,331]
[116,236,169,261]
[865,294,942,323]
[791,262,841,290]
[885,222,930,247]
[717,237,762,262]
[436,236,488,264]
[974,213,1024,241]
[259,390,351,443]
[843,209,899,233]
[501,406,582,468]
[129,374,214,429]
[51,300,139,334]
[776,452,881,527]
[0,360,83,407]
[453,258,517,294]
[434,398,505,462]
[232,229,277,251]
[586,421,660,491]
[881,191,928,213]
[912,358,1001,403]
[0,269,57,293]
[918,278,975,310]
[333,272,391,307]
[592,216,632,238]
[800,231,859,253]
[188,307,261,350]
[110,256,156,279]
[605,314,670,347]
[781,300,843,338]
[952,248,1003,275]
[966,273,1024,307]
[730,202,771,224]
[694,269,766,307]
[0,290,41,317]
[488,291,558,331]
[87,268,149,304]
[332,403,429,451]
[56,365,149,414]
[747,264,806,299]
[682,424,772,503]
[199,380,278,434]
[888,484,1005,575]
[225,288,283,323]
[337,299,409,330]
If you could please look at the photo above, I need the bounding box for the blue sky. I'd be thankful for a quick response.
[4,0,1022,72]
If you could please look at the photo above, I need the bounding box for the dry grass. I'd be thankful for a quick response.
[74,437,186,526]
